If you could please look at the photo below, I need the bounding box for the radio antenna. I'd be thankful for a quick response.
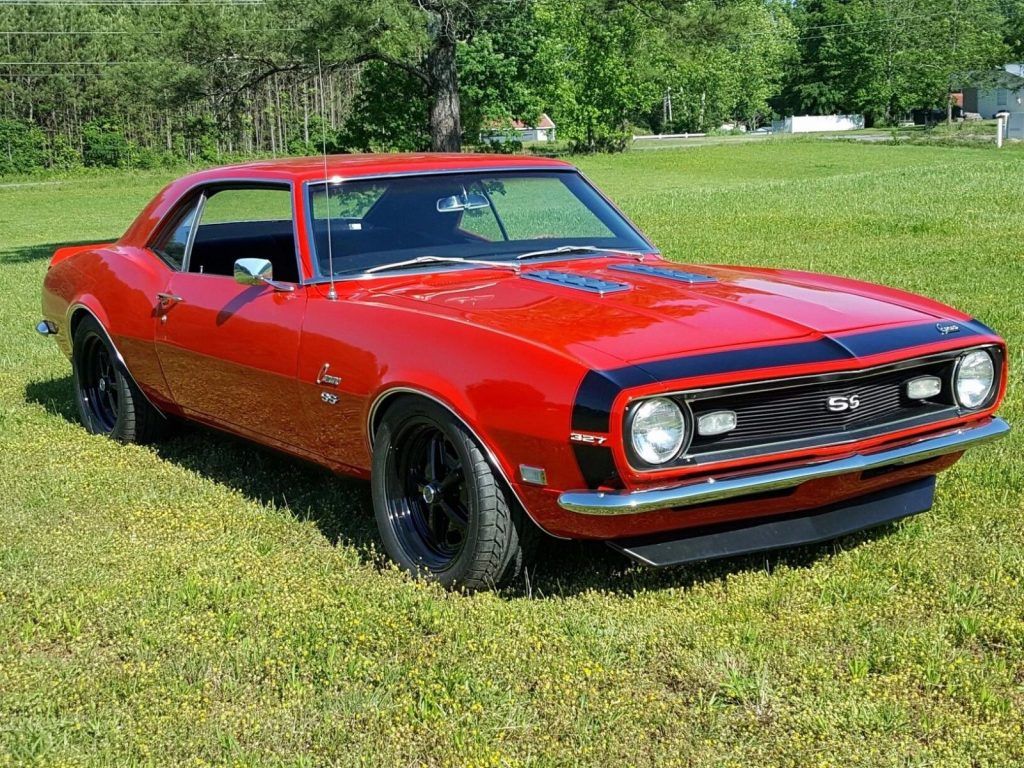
[317,50,338,300]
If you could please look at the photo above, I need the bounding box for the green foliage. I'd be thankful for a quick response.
[81,122,133,168]
[0,141,1023,764]
[781,0,1010,125]
[537,0,656,151]
[339,62,430,152]
[0,119,47,175]
[0,0,1021,166]
[642,0,798,132]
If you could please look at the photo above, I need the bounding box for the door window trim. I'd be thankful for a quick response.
[147,179,303,284]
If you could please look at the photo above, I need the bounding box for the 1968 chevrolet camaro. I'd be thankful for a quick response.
[38,153,1010,589]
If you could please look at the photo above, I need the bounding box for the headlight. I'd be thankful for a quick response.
[954,349,996,409]
[630,397,687,464]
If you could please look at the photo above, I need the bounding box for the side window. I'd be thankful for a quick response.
[199,187,292,226]
[188,186,299,282]
[152,199,200,270]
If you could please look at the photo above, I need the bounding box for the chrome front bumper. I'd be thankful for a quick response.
[558,418,1010,516]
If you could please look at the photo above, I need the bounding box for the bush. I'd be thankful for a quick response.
[46,135,82,171]
[82,121,133,168]
[0,119,47,175]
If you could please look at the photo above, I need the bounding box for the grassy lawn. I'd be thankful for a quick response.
[1,141,1023,767]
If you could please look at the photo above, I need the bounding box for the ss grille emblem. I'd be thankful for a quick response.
[826,394,861,413]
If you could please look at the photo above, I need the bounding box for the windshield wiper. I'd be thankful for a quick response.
[363,255,520,275]
[515,245,648,262]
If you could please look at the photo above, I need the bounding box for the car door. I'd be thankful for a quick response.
[153,183,309,446]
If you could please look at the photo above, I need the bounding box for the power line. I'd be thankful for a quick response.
[0,27,300,34]
[0,1,263,6]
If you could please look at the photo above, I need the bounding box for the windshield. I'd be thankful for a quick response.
[304,170,651,276]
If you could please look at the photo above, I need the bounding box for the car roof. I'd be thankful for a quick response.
[181,153,577,184]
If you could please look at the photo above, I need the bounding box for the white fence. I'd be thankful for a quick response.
[772,115,866,134]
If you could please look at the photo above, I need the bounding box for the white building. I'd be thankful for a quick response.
[963,64,1024,118]
[771,115,866,133]
[482,114,557,144]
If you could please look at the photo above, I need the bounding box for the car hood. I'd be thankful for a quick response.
[365,258,966,371]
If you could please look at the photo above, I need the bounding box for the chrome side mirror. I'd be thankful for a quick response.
[233,258,295,292]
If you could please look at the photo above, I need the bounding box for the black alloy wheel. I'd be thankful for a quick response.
[77,332,120,432]
[371,397,536,590]
[71,315,165,443]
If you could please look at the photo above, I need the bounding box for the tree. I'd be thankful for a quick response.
[536,0,658,151]
[780,0,1008,126]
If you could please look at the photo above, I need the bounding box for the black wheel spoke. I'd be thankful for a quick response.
[437,499,467,531]
[384,421,471,571]
[78,334,120,433]
[439,464,462,492]
[427,434,444,482]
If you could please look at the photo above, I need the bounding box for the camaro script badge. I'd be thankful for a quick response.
[826,394,861,413]
[936,321,961,335]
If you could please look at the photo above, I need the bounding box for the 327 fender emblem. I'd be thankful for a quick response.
[570,432,608,445]
[316,363,342,387]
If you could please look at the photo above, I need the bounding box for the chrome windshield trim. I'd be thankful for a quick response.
[559,418,1010,516]
[301,167,658,282]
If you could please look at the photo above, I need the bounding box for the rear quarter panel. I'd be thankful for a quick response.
[43,244,174,408]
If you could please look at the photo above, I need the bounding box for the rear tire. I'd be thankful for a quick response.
[371,397,535,590]
[72,315,165,443]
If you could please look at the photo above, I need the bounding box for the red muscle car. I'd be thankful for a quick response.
[38,154,1010,589]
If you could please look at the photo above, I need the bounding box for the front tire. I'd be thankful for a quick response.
[72,315,165,443]
[371,398,533,590]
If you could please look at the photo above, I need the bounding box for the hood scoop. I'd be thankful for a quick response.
[609,262,717,284]
[522,269,630,295]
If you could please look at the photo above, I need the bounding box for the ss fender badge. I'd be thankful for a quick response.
[321,391,339,405]
[936,321,961,335]
[570,431,608,445]
[316,363,342,387]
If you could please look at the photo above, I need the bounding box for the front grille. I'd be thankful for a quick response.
[683,359,959,463]
[651,353,981,468]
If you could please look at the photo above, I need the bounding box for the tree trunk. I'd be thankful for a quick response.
[425,30,461,151]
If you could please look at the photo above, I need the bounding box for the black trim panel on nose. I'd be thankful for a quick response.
[568,319,996,490]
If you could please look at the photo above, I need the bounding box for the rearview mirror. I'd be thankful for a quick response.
[234,258,295,292]
[437,192,490,213]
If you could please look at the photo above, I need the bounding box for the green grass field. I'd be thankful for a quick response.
[1,141,1023,767]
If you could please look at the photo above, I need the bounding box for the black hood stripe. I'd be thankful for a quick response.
[572,319,992,433]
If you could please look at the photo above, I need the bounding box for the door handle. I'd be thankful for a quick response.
[156,292,184,305]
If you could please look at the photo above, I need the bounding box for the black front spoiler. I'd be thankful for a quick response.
[608,477,936,567]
